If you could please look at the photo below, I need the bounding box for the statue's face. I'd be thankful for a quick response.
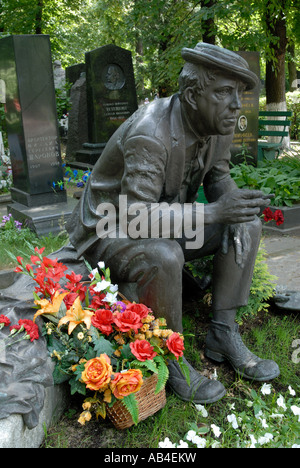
[192,75,246,136]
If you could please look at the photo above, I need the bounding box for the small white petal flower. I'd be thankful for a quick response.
[277,394,287,411]
[261,383,272,395]
[93,279,111,292]
[258,433,273,445]
[98,261,105,269]
[103,291,118,304]
[186,430,197,441]
[158,437,176,448]
[195,404,208,417]
[193,435,206,448]
[176,440,189,448]
[249,434,257,448]
[291,405,300,422]
[227,414,239,429]
[288,386,296,396]
[211,424,221,438]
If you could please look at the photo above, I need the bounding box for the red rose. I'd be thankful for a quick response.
[273,209,284,226]
[130,339,157,361]
[113,310,143,334]
[262,207,274,223]
[166,332,185,360]
[126,303,150,320]
[91,309,114,336]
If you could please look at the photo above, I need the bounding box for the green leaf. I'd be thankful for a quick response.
[93,335,116,357]
[131,359,158,375]
[122,393,139,425]
[69,375,87,396]
[154,355,169,394]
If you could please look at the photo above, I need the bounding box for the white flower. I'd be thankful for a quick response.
[98,261,105,270]
[93,279,111,292]
[176,440,189,448]
[277,394,287,411]
[291,405,300,422]
[288,386,296,396]
[292,444,300,448]
[211,424,221,438]
[258,433,273,445]
[109,283,118,293]
[186,430,197,441]
[103,291,118,304]
[261,383,272,395]
[195,404,208,417]
[158,437,176,448]
[249,434,257,448]
[228,403,235,410]
[270,413,284,419]
[193,435,206,448]
[227,414,239,429]
[260,418,269,429]
[255,409,263,419]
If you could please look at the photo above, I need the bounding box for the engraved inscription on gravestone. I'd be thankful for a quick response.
[230,51,260,165]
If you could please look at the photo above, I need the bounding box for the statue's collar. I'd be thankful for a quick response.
[181,103,210,148]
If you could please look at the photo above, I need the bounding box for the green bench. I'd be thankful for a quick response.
[258,110,292,162]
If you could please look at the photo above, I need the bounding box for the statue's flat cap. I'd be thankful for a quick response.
[181,43,259,90]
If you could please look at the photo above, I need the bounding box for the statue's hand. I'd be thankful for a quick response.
[212,189,272,225]
[221,223,252,268]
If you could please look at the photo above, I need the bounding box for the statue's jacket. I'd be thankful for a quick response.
[67,94,237,258]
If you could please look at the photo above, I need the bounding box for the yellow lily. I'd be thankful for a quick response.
[58,296,94,334]
[33,291,69,323]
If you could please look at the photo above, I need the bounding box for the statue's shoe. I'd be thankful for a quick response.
[168,356,226,404]
[205,320,280,381]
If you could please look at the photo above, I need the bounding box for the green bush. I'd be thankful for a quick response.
[230,155,300,207]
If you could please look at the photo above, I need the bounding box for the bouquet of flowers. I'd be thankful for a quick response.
[13,246,188,427]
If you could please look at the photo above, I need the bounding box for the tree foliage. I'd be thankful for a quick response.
[0,0,299,101]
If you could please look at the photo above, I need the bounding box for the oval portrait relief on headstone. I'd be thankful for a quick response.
[102,64,126,90]
[238,115,248,132]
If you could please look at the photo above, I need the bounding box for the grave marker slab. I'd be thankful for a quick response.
[0,35,76,235]
[75,44,138,166]
[230,51,260,165]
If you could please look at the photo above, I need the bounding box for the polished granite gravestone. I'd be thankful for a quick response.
[75,44,138,166]
[0,35,77,235]
[230,51,260,166]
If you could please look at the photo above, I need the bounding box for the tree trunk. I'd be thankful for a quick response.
[35,0,43,34]
[264,0,289,147]
[201,0,216,44]
[265,1,287,108]
[287,42,298,92]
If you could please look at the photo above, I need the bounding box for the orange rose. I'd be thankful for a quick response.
[110,369,143,399]
[81,355,112,392]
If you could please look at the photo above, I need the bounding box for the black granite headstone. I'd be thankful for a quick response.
[0,35,77,235]
[75,44,138,166]
[0,34,66,207]
[66,63,86,94]
[230,51,260,165]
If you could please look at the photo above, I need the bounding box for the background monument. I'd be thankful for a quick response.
[75,44,138,166]
[0,34,76,235]
[230,51,260,165]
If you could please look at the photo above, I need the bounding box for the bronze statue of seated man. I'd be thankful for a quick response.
[67,43,280,404]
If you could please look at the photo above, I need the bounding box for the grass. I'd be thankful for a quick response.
[41,307,300,449]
